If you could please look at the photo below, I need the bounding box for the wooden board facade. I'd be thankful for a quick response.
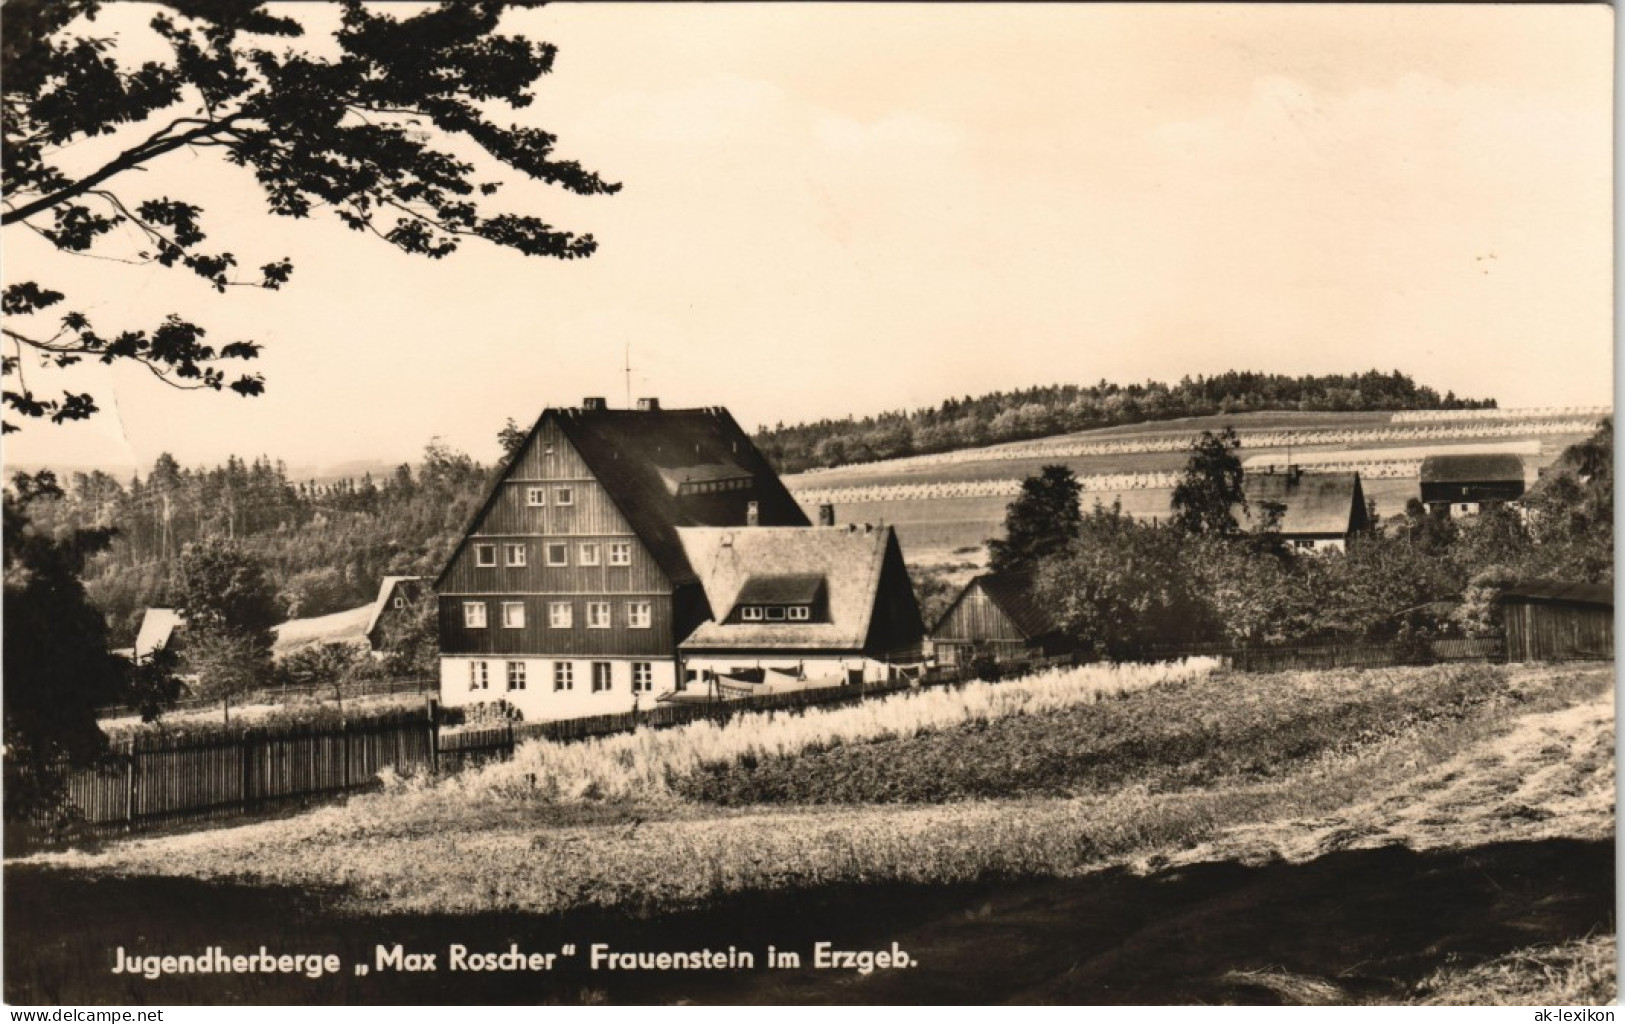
[1503,600,1613,661]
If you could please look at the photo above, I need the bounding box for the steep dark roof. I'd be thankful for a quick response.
[974,569,1061,640]
[734,574,826,606]
[1500,581,1613,608]
[1420,454,1525,484]
[556,407,810,585]
[1243,471,1364,537]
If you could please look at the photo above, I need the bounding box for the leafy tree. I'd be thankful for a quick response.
[1035,501,1208,661]
[278,641,367,710]
[987,465,1083,572]
[3,0,618,432]
[3,471,179,835]
[497,417,529,463]
[174,537,280,721]
[1170,428,1247,535]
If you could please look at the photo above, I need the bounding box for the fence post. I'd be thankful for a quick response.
[428,700,440,774]
[240,729,253,812]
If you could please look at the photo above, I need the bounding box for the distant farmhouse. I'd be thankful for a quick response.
[131,608,185,664]
[928,569,1073,667]
[364,575,426,650]
[434,399,924,721]
[1419,453,1526,517]
[1243,467,1370,552]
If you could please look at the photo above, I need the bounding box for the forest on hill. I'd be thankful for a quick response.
[15,441,495,647]
[752,370,1493,473]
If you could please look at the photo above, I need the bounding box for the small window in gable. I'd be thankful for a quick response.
[579,542,601,566]
[555,486,575,506]
[546,542,568,566]
[609,542,632,566]
[463,602,487,629]
[474,543,496,567]
[505,543,527,567]
[526,487,546,507]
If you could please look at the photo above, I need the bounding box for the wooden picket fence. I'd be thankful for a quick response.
[46,709,439,830]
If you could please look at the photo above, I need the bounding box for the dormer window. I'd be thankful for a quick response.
[728,573,828,625]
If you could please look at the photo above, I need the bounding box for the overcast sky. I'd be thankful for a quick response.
[4,2,1613,475]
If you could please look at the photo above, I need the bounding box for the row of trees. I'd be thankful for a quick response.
[991,421,1612,662]
[753,371,1494,472]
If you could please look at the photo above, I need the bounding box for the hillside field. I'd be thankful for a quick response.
[6,660,1613,1005]
[782,409,1601,565]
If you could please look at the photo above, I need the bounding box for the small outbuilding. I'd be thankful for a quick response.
[929,569,1073,666]
[1500,581,1613,662]
[1420,453,1526,517]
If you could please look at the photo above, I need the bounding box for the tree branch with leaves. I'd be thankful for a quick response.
[2,0,618,432]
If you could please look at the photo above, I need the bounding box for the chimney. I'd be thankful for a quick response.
[746,501,759,527]
[818,503,835,527]
[637,397,660,411]
[582,396,607,411]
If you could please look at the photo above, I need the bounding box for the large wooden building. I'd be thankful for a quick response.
[1242,468,1370,552]
[1420,453,1526,517]
[676,524,925,692]
[1500,581,1613,662]
[929,569,1071,666]
[435,399,811,720]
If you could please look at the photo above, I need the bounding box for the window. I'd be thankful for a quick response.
[392,596,404,609]
[526,487,546,507]
[469,661,489,691]
[546,542,568,566]
[765,606,785,621]
[553,662,573,691]
[587,602,611,629]
[506,661,526,691]
[505,543,527,567]
[741,606,763,621]
[628,601,652,629]
[463,601,487,629]
[1293,539,1315,550]
[549,601,573,628]
[502,601,526,629]
[578,542,601,566]
[555,486,575,506]
[475,543,496,567]
[608,541,632,566]
[632,662,653,693]
[787,605,810,621]
[592,662,613,693]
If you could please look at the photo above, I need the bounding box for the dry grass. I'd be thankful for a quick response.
[24,664,1610,920]
[1404,934,1617,1006]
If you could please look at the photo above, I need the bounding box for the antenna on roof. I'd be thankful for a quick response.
[624,343,633,410]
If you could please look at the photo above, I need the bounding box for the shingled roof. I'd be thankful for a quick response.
[553,407,810,586]
[438,406,810,589]
[1242,470,1366,537]
[1420,453,1526,484]
[677,525,903,651]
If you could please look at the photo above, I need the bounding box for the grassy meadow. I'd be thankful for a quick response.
[8,659,1614,1004]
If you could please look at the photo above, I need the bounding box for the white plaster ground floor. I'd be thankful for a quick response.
[439,655,678,721]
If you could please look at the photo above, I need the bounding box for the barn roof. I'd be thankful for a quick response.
[967,569,1061,640]
[364,575,423,639]
[272,603,374,659]
[1420,453,1526,484]
[1500,581,1613,608]
[133,608,183,661]
[1242,471,1364,537]
[677,525,896,650]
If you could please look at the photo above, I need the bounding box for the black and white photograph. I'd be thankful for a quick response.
[0,0,1615,1008]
